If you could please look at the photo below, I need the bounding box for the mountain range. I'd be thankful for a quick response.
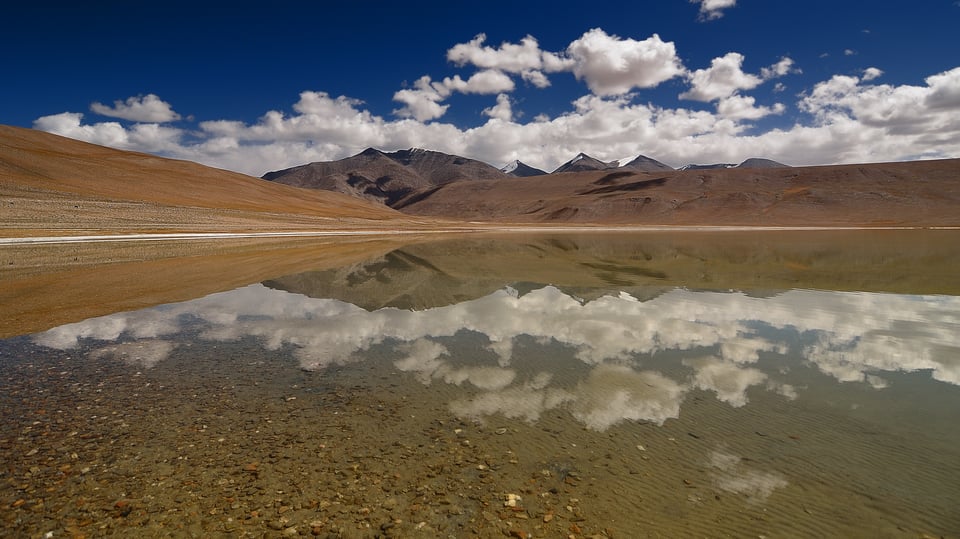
[263,148,784,207]
[3,125,959,233]
[390,157,960,226]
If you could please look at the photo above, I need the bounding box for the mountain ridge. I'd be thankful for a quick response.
[393,159,960,227]
[263,147,507,206]
[4,125,957,232]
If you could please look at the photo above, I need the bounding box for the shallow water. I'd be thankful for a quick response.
[2,232,959,538]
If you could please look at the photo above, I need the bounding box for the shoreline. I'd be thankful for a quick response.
[1,225,957,246]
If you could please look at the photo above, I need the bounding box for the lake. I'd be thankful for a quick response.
[1,230,959,538]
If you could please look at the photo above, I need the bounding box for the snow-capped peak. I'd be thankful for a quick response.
[501,159,520,174]
[613,155,639,167]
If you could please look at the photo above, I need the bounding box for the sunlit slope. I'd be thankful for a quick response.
[0,125,415,233]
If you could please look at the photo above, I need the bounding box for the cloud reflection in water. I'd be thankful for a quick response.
[32,283,960,430]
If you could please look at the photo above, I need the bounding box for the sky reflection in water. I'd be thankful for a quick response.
[33,282,960,433]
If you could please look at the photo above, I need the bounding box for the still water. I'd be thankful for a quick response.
[1,232,959,538]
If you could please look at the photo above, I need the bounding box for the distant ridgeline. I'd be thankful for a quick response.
[263,147,788,208]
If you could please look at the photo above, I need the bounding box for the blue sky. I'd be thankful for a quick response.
[4,1,960,175]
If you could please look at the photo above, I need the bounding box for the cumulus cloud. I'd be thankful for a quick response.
[447,33,571,74]
[439,69,515,96]
[925,67,960,109]
[37,63,960,176]
[483,94,515,121]
[681,53,761,101]
[692,0,737,20]
[392,76,450,122]
[682,53,795,102]
[761,57,799,79]
[31,30,960,175]
[716,94,785,120]
[566,29,686,95]
[392,70,515,122]
[90,94,181,122]
[862,67,884,81]
[799,67,960,144]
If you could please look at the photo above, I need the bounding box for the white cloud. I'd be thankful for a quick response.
[31,28,960,175]
[392,76,450,122]
[716,94,785,120]
[692,0,737,20]
[682,52,762,101]
[682,53,795,102]
[483,94,514,121]
[761,57,799,79]
[862,67,884,81]
[566,29,686,95]
[32,111,185,153]
[520,69,551,88]
[90,94,181,122]
[800,68,960,138]
[438,69,515,96]
[447,34,554,74]
[925,67,960,109]
[444,34,574,91]
[37,64,960,176]
[392,70,514,122]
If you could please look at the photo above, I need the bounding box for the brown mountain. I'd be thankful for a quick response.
[500,160,548,177]
[617,154,674,172]
[262,147,508,206]
[738,157,789,169]
[4,125,957,231]
[393,160,960,227]
[551,152,674,174]
[0,125,418,235]
[552,152,614,173]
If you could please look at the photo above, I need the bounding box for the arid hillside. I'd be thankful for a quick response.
[394,160,960,227]
[0,125,423,235]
